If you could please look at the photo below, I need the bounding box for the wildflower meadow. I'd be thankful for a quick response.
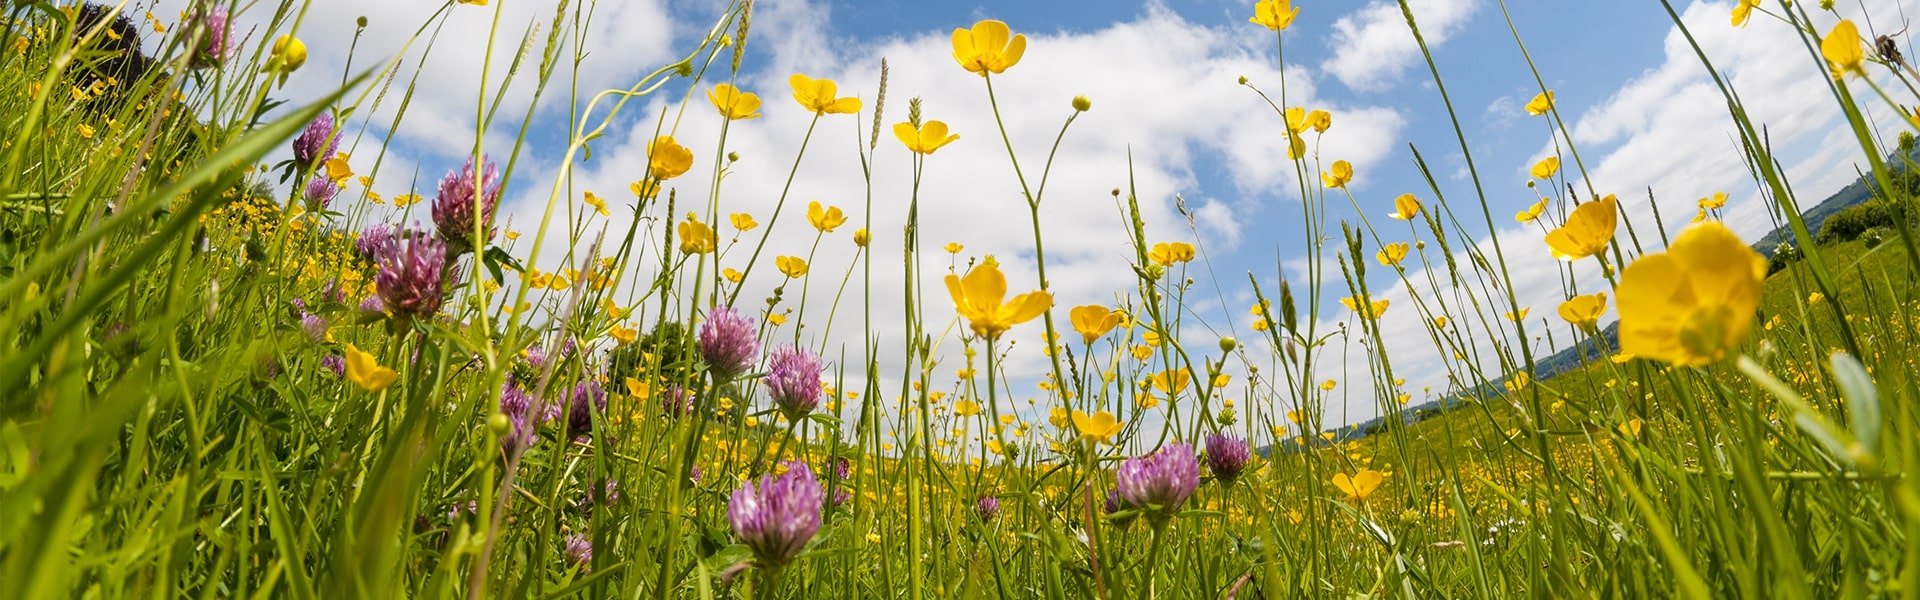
[6,0,1920,597]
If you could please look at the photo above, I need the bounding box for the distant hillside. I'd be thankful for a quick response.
[1755,144,1920,255]
[1269,144,1920,453]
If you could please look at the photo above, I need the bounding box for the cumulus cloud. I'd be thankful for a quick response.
[509,1,1410,440]
[150,0,675,167]
[1320,0,1478,92]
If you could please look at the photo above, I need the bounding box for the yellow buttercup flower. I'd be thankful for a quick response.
[1149,241,1196,266]
[1505,308,1530,322]
[708,83,761,120]
[730,212,758,231]
[1525,90,1554,116]
[324,153,354,185]
[1071,410,1123,444]
[944,242,964,254]
[951,20,1027,76]
[807,201,847,233]
[1283,107,1308,134]
[1068,305,1122,344]
[610,323,638,346]
[1150,368,1191,396]
[1822,20,1864,80]
[1389,193,1422,220]
[648,136,694,180]
[895,120,960,155]
[1432,316,1448,328]
[582,191,609,216]
[1306,109,1332,133]
[776,256,809,278]
[1558,292,1608,332]
[1530,156,1560,180]
[1340,296,1389,317]
[344,344,398,392]
[1617,221,1765,366]
[853,228,870,247]
[1515,198,1548,223]
[269,35,306,77]
[954,399,982,417]
[1375,242,1409,267]
[1698,192,1728,209]
[678,218,716,254]
[1249,0,1298,31]
[1544,195,1618,260]
[945,257,1052,340]
[1285,134,1307,160]
[1332,469,1385,501]
[1321,160,1353,189]
[789,73,862,115]
[1731,0,1761,26]
[1504,371,1533,393]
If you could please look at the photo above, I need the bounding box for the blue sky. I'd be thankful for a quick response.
[170,0,1917,431]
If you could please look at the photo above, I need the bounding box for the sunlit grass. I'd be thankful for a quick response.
[3,0,1920,597]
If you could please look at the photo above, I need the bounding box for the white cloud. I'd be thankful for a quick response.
[1321,0,1479,92]
[500,1,1407,441]
[151,0,676,167]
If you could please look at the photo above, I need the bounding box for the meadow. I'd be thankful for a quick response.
[3,0,1920,597]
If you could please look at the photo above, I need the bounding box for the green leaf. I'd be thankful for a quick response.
[1828,352,1880,450]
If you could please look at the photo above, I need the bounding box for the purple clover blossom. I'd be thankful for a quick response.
[321,353,346,378]
[829,489,852,511]
[291,113,340,169]
[764,345,823,421]
[299,311,328,342]
[447,500,479,523]
[374,232,450,319]
[1205,433,1252,485]
[728,461,824,569]
[359,295,386,313]
[660,385,693,419]
[699,307,760,378]
[566,379,608,436]
[1115,443,1200,526]
[304,176,340,212]
[563,533,593,570]
[499,385,537,455]
[191,8,230,68]
[975,495,1001,521]
[830,456,851,481]
[321,279,349,304]
[431,156,502,254]
[356,225,396,261]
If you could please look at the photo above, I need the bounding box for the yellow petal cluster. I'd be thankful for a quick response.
[1249,0,1298,31]
[708,83,762,120]
[1616,221,1765,366]
[1544,195,1618,260]
[789,73,862,115]
[951,20,1027,76]
[946,257,1052,340]
[895,121,960,155]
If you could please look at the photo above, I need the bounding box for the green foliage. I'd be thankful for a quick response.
[1816,200,1895,245]
[6,1,1920,598]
